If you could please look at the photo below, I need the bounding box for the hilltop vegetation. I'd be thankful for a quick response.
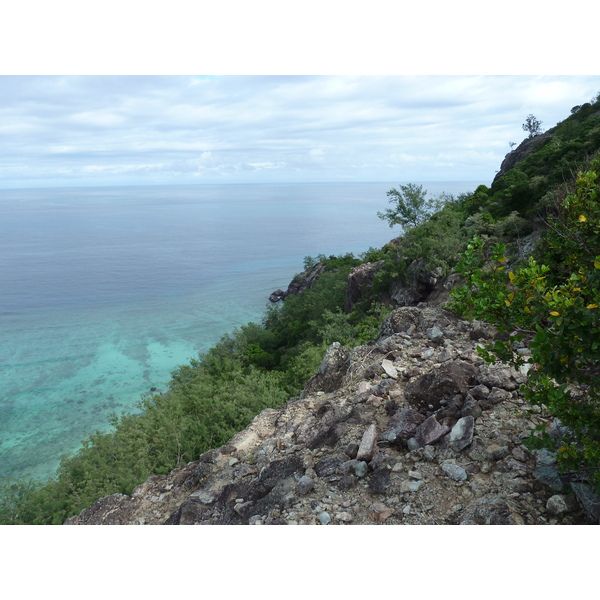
[2,94,600,524]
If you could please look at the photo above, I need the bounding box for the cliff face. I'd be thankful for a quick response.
[493,132,554,184]
[65,302,594,525]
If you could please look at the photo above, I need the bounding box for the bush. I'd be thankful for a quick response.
[449,163,600,491]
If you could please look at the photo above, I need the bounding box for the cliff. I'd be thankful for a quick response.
[65,300,595,525]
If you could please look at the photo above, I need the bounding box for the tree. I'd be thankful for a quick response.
[449,163,600,492]
[522,114,543,138]
[377,183,439,230]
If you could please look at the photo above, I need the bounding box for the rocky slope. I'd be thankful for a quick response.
[65,301,597,525]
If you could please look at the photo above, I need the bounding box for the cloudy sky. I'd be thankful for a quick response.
[2,75,598,189]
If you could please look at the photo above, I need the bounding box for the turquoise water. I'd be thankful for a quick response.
[0,181,482,481]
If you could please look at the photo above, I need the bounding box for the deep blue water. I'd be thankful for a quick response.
[0,181,482,481]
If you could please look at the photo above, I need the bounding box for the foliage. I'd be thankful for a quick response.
[449,164,600,491]
[377,183,441,230]
[523,114,543,138]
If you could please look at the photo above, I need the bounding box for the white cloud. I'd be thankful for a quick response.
[0,75,599,188]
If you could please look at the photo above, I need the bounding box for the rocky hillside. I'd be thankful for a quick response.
[65,299,597,525]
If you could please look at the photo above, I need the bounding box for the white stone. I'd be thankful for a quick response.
[381,359,398,379]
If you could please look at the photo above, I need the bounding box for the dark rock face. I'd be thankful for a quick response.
[269,263,325,302]
[492,132,553,184]
[390,259,444,307]
[383,408,426,443]
[344,260,384,313]
[404,360,478,413]
[301,342,350,398]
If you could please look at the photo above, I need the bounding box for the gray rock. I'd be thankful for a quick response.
[399,479,424,493]
[460,399,483,419]
[383,407,426,443]
[356,424,378,462]
[534,448,557,467]
[343,443,359,459]
[318,511,331,525]
[442,463,468,481]
[468,384,490,400]
[301,342,350,397]
[570,482,600,520]
[487,387,510,405]
[296,475,316,495]
[458,494,525,525]
[546,494,577,516]
[477,364,520,391]
[423,445,436,461]
[532,466,564,491]
[354,461,369,478]
[449,416,475,451]
[381,359,398,379]
[368,467,391,494]
[414,416,451,448]
[404,360,477,412]
[338,475,357,490]
[427,325,444,341]
[314,456,342,478]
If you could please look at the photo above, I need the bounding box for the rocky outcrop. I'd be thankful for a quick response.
[493,132,553,184]
[65,304,596,526]
[269,263,325,302]
[344,261,384,313]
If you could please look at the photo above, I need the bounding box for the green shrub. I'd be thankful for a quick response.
[449,163,600,492]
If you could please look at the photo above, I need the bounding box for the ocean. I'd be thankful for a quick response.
[0,181,482,481]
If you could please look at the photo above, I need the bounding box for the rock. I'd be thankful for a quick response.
[532,466,564,491]
[399,479,424,493]
[460,399,483,419]
[63,301,591,527]
[383,407,426,443]
[449,416,475,452]
[301,342,350,397]
[369,502,394,522]
[427,325,444,341]
[338,475,357,490]
[318,511,331,525]
[345,261,384,313]
[534,448,557,467]
[484,444,510,461]
[487,387,510,405]
[477,364,521,391]
[356,424,378,462]
[268,289,286,302]
[296,475,316,495]
[442,463,468,481]
[314,456,342,478]
[414,416,451,448]
[343,442,359,459]
[368,467,391,494]
[458,494,525,525]
[546,494,577,516]
[570,483,600,520]
[404,360,477,412]
[354,461,369,478]
[381,359,398,379]
[468,384,490,400]
[285,263,325,297]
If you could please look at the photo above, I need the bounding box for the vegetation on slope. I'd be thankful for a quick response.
[0,254,389,524]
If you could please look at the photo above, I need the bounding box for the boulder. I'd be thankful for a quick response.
[404,360,477,412]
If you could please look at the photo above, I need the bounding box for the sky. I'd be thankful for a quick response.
[1,74,599,189]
